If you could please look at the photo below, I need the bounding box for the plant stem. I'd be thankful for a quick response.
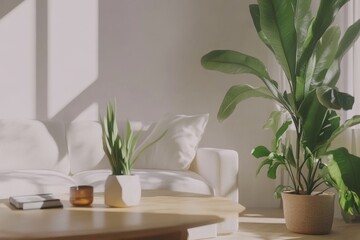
[295,120,304,193]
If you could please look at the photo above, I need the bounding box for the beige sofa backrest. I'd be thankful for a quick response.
[0,119,69,174]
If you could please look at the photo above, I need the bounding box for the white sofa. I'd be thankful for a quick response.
[0,116,239,238]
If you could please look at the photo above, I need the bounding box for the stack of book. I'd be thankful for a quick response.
[9,193,63,210]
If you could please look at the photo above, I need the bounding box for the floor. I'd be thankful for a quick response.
[208,208,360,240]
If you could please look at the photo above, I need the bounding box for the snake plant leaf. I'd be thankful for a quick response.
[131,129,167,167]
[249,4,274,53]
[252,145,271,158]
[313,26,341,83]
[297,0,349,74]
[316,86,354,110]
[258,0,297,82]
[217,84,275,121]
[337,18,360,60]
[326,148,360,214]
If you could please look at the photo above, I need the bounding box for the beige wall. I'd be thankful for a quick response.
[0,0,280,208]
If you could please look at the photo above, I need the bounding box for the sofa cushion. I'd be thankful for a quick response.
[0,170,75,199]
[72,169,214,195]
[66,121,110,174]
[67,114,208,173]
[0,120,70,174]
[134,114,209,170]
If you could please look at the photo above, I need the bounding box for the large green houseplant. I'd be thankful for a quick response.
[201,0,360,232]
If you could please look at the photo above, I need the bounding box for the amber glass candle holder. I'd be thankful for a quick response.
[70,185,94,207]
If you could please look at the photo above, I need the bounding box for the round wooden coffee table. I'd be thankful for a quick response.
[0,190,245,240]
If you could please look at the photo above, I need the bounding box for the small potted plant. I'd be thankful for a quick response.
[201,0,360,234]
[101,101,165,207]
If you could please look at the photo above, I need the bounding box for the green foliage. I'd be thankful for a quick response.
[322,148,360,214]
[101,101,166,175]
[201,0,360,215]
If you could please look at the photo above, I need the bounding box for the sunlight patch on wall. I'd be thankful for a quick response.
[0,0,36,118]
[47,0,98,119]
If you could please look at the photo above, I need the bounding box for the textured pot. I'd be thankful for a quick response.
[105,175,141,208]
[281,191,335,235]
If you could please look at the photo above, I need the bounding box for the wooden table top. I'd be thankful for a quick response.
[0,191,245,240]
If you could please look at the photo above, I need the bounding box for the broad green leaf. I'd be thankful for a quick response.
[201,50,294,114]
[298,90,328,151]
[337,18,360,60]
[267,161,282,179]
[325,19,360,86]
[326,115,360,147]
[256,158,273,175]
[295,76,305,104]
[259,0,297,81]
[283,92,296,110]
[271,122,290,152]
[201,50,296,112]
[316,86,354,110]
[327,148,360,195]
[326,148,360,214]
[275,120,292,144]
[252,145,271,158]
[263,111,282,133]
[305,54,316,92]
[274,184,293,199]
[323,60,341,86]
[201,50,270,79]
[217,84,275,121]
[313,110,340,155]
[294,0,312,61]
[313,26,341,83]
[285,144,296,167]
[249,4,274,53]
[297,0,350,74]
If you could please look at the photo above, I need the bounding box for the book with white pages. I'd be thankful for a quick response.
[9,193,63,210]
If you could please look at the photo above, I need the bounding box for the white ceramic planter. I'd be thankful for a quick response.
[105,175,141,208]
[281,191,335,235]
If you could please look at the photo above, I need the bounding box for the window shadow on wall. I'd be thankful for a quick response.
[0,0,23,19]
[36,0,48,120]
[35,0,112,122]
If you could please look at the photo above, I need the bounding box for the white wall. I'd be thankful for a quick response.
[0,0,280,208]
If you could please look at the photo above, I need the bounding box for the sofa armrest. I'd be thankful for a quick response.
[190,148,239,203]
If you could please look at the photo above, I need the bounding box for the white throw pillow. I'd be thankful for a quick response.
[133,114,209,170]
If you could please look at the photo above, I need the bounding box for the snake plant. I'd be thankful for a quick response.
[202,0,360,215]
[101,101,165,175]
